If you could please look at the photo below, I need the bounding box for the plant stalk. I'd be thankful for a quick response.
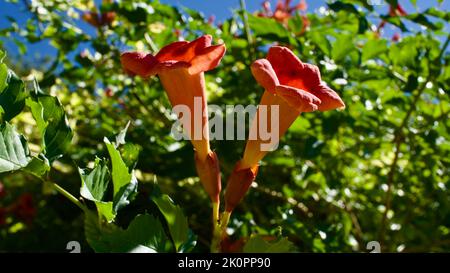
[49,182,87,212]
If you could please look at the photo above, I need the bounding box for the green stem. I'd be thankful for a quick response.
[49,182,87,212]
[239,0,254,60]
[212,202,219,225]
[221,211,231,230]
[210,211,232,253]
[210,222,222,253]
[145,33,159,53]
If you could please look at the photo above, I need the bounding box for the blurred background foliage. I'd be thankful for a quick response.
[0,0,449,252]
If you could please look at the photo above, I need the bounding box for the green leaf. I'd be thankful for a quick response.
[362,39,388,62]
[178,229,197,253]
[424,8,450,21]
[26,92,73,162]
[328,2,359,14]
[332,35,355,62]
[95,202,116,223]
[79,158,110,201]
[287,13,304,34]
[79,158,115,222]
[105,138,138,212]
[247,13,289,40]
[381,15,409,32]
[152,193,189,252]
[115,120,130,146]
[84,211,126,253]
[357,16,369,34]
[406,13,443,31]
[23,154,50,177]
[389,38,418,67]
[0,63,7,93]
[243,234,296,253]
[120,142,141,169]
[183,6,205,21]
[125,214,167,253]
[84,212,168,253]
[13,38,27,55]
[0,122,32,173]
[0,70,27,122]
[309,31,331,56]
[26,98,48,133]
[404,74,419,92]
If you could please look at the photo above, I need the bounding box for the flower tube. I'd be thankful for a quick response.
[225,46,345,212]
[121,35,226,217]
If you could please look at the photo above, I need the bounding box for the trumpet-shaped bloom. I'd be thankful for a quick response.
[121,35,226,203]
[225,46,345,212]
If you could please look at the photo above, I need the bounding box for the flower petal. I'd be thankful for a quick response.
[274,84,321,112]
[267,46,345,111]
[311,83,345,111]
[251,59,279,94]
[267,46,304,85]
[120,52,158,77]
[188,44,226,75]
[157,60,191,72]
[170,35,213,62]
[298,63,345,111]
[155,41,189,62]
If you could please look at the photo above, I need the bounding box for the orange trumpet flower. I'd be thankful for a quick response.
[225,46,345,212]
[120,35,226,210]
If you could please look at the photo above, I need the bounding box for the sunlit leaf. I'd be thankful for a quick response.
[243,235,296,253]
[0,122,31,173]
[0,70,27,122]
[152,193,190,252]
[26,91,73,162]
[105,138,138,212]
[79,158,115,222]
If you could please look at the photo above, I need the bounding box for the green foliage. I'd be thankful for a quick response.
[243,234,297,253]
[0,51,196,252]
[84,212,167,253]
[247,13,290,41]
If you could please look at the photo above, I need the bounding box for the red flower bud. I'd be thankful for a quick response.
[392,33,401,42]
[207,15,215,25]
[101,11,116,26]
[389,4,407,17]
[195,151,221,203]
[82,12,101,27]
[224,161,258,212]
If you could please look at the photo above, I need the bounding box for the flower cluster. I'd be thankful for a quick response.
[377,2,408,41]
[258,0,309,34]
[121,35,344,250]
[81,0,116,28]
